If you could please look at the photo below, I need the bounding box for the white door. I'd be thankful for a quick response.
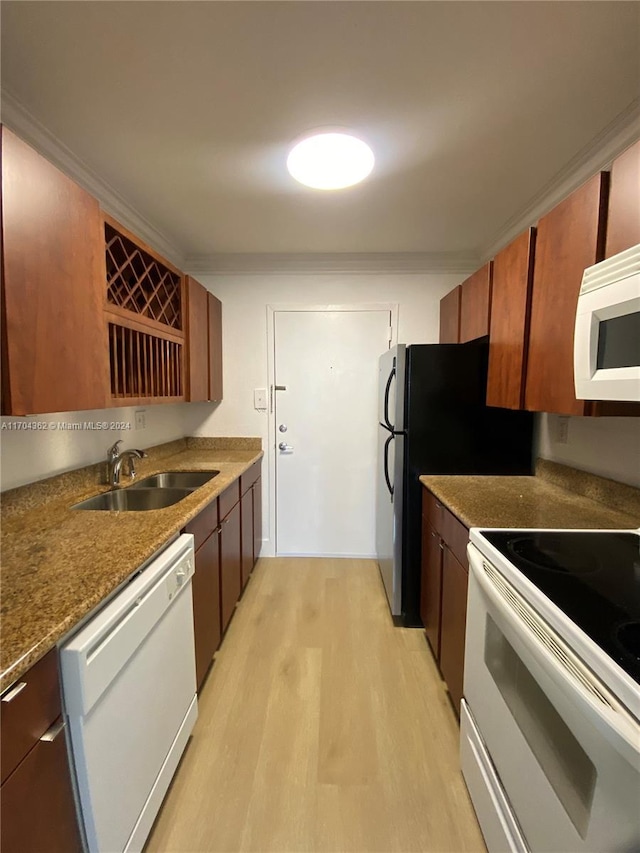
[274,309,391,556]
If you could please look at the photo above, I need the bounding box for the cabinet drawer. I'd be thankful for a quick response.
[1,649,61,785]
[422,488,443,533]
[219,481,241,520]
[440,507,469,569]
[240,460,261,495]
[185,498,219,552]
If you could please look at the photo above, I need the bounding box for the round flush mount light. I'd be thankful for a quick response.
[286,131,374,190]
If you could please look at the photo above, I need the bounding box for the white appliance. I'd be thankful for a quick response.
[574,243,640,401]
[60,534,198,853]
[461,528,640,853]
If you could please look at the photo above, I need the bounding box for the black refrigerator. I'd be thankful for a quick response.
[376,341,534,626]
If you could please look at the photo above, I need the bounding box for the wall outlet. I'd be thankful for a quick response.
[557,416,569,444]
[135,410,146,431]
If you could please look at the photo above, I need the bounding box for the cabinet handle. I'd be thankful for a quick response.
[40,719,66,743]
[214,525,222,535]
[431,531,438,539]
[1,681,27,703]
[435,502,442,510]
[439,543,444,551]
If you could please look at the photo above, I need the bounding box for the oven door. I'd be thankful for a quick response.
[463,546,640,853]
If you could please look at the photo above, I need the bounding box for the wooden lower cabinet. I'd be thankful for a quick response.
[240,462,263,588]
[439,547,469,716]
[1,718,81,853]
[192,527,222,691]
[420,518,442,659]
[220,499,242,632]
[240,487,254,589]
[420,487,470,717]
[253,476,262,564]
[1,648,82,853]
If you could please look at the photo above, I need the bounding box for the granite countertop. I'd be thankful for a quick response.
[420,460,640,530]
[0,437,263,692]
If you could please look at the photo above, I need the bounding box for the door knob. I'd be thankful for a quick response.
[279,424,287,433]
[278,442,294,452]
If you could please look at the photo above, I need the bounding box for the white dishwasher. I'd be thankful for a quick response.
[60,533,198,853]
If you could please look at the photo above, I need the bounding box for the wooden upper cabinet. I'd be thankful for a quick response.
[605,139,640,258]
[439,286,461,343]
[186,277,223,403]
[1,127,109,415]
[460,262,492,343]
[486,229,535,409]
[208,292,223,402]
[524,173,608,416]
[186,276,209,402]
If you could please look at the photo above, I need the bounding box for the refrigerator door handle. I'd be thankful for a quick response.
[383,433,394,498]
[383,365,396,430]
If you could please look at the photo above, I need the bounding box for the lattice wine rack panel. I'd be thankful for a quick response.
[105,223,182,330]
[109,324,183,400]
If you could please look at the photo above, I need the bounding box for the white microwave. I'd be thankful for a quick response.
[574,243,640,401]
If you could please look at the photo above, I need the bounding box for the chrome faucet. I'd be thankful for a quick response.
[107,440,148,487]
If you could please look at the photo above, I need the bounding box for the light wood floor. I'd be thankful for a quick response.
[146,558,486,853]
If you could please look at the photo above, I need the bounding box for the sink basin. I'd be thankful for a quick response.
[72,487,194,512]
[128,471,219,490]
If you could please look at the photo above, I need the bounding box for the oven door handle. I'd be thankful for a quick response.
[470,557,640,771]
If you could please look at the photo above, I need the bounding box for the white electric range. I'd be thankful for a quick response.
[461,528,640,853]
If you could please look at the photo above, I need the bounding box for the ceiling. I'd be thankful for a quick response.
[1,1,639,265]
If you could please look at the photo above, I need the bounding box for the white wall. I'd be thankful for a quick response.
[184,271,465,555]
[537,413,640,488]
[0,404,189,491]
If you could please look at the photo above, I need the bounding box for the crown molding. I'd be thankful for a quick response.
[0,88,185,267]
[481,100,640,261]
[184,251,479,276]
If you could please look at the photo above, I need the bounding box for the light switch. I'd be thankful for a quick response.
[254,388,267,410]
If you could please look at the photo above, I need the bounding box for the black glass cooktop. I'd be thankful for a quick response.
[481,530,640,684]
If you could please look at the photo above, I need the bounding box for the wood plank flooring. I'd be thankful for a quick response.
[145,558,486,853]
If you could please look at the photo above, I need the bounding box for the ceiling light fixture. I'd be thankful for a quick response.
[286,131,374,190]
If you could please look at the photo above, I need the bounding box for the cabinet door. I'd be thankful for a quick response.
[525,173,608,416]
[439,286,461,343]
[420,519,442,660]
[1,127,109,415]
[460,263,492,343]
[240,487,253,589]
[253,476,262,567]
[606,139,640,258]
[208,292,223,402]
[1,648,60,784]
[192,529,222,691]
[439,547,469,716]
[486,229,535,409]
[220,500,241,632]
[1,718,82,853]
[186,276,209,402]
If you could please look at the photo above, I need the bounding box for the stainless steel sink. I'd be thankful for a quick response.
[128,471,219,490]
[72,487,194,512]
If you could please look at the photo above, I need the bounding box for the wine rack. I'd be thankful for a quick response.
[109,324,183,400]
[103,216,185,405]
[105,223,182,330]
